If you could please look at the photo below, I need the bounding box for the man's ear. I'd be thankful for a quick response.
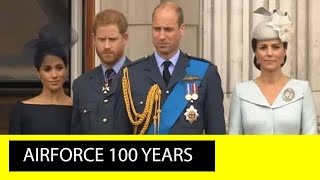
[123,32,128,45]
[180,23,185,36]
[92,32,96,45]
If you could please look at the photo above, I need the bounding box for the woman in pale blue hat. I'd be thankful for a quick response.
[228,7,317,134]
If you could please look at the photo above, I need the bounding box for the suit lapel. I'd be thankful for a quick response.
[239,81,270,107]
[167,52,189,90]
[271,80,304,109]
[144,54,166,90]
[88,65,105,95]
[240,80,305,109]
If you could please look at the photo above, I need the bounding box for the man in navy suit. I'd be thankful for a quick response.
[71,9,131,134]
[121,2,226,134]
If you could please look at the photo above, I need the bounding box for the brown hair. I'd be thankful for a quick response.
[93,9,128,35]
[152,1,184,27]
[251,38,288,70]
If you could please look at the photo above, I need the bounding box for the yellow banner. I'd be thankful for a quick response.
[0,135,319,180]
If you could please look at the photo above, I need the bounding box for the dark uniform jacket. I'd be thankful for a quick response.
[123,52,226,134]
[71,58,132,134]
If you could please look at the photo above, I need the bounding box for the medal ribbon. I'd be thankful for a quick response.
[147,59,209,134]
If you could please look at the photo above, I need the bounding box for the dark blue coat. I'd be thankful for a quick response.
[123,52,226,134]
[71,58,132,134]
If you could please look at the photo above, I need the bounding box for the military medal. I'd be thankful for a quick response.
[102,83,110,94]
[103,69,115,95]
[185,82,192,101]
[282,88,295,102]
[184,105,199,124]
[191,82,198,100]
[185,94,192,101]
[182,75,201,123]
[183,76,200,101]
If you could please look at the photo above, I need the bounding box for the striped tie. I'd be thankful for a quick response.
[105,69,116,86]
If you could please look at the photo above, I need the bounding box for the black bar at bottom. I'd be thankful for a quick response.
[9,140,215,171]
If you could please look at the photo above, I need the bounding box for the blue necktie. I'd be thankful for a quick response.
[105,69,116,86]
[163,61,171,86]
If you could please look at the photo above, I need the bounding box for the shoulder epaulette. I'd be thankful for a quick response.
[185,53,213,64]
[126,54,151,67]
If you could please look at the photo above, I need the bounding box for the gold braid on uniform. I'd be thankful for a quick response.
[122,67,162,134]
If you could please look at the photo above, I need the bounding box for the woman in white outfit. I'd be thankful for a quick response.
[228,7,317,134]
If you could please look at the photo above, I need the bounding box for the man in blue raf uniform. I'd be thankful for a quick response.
[121,2,226,134]
[72,9,131,134]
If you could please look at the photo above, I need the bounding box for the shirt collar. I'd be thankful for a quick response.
[101,55,126,75]
[155,50,180,68]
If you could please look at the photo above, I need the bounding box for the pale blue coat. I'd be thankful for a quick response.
[228,79,317,134]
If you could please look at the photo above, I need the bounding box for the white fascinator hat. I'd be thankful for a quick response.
[252,7,294,70]
[252,7,294,42]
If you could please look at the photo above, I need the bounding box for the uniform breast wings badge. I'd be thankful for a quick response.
[282,88,295,102]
